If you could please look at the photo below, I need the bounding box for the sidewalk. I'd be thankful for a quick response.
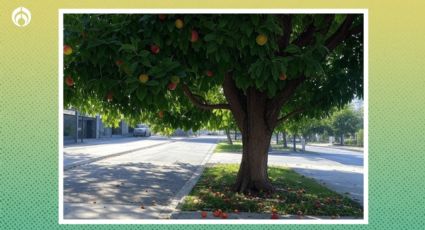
[307,143,364,152]
[63,136,174,169]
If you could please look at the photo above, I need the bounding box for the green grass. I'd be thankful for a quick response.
[214,141,243,153]
[214,141,301,153]
[181,164,363,217]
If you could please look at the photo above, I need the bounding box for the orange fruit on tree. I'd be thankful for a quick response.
[206,70,214,77]
[256,34,268,46]
[175,19,184,29]
[64,45,73,55]
[106,92,113,101]
[191,30,199,42]
[65,75,74,87]
[158,14,167,21]
[139,74,149,83]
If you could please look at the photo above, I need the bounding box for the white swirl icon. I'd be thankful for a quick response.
[12,7,31,27]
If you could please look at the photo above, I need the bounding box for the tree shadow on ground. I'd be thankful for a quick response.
[64,161,199,207]
[291,167,364,206]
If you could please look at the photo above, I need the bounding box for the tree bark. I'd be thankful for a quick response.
[340,134,344,146]
[293,135,297,152]
[232,88,275,193]
[282,131,288,148]
[225,128,233,145]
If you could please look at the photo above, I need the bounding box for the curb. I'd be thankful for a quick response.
[160,139,219,219]
[170,211,362,220]
[64,140,176,171]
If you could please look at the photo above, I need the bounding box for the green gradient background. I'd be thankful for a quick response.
[1,0,425,229]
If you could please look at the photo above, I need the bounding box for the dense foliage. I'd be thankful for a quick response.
[64,14,363,133]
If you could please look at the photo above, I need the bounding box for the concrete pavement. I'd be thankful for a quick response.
[64,136,173,168]
[63,136,222,219]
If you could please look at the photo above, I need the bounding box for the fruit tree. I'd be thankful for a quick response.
[64,14,363,193]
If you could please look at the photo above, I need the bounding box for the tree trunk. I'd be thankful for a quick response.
[225,128,233,145]
[282,131,287,148]
[340,134,344,145]
[232,88,275,193]
[234,126,274,193]
[234,128,237,140]
[293,135,297,152]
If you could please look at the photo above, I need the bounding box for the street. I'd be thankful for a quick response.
[63,136,364,219]
[63,136,220,219]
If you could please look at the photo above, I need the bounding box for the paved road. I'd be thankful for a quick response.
[64,136,173,167]
[210,145,364,205]
[63,135,222,219]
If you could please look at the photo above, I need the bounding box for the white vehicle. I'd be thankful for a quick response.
[133,124,151,137]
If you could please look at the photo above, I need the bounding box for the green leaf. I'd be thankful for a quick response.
[204,34,216,42]
[120,44,136,52]
[146,80,159,86]
[136,88,147,101]
[267,80,277,97]
[285,44,300,54]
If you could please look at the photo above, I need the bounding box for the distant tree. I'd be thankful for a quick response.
[331,107,361,145]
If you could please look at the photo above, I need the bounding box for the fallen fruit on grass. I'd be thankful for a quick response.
[221,212,228,219]
[139,74,149,83]
[213,209,222,217]
[175,19,184,29]
[271,213,279,219]
[65,75,74,87]
[256,34,268,46]
[201,211,207,218]
[64,45,73,55]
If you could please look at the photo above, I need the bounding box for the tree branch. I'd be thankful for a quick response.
[277,14,292,52]
[266,75,307,128]
[325,14,359,51]
[317,14,335,35]
[181,84,230,110]
[293,22,316,47]
[276,107,305,123]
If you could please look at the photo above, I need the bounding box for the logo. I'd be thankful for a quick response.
[12,7,31,27]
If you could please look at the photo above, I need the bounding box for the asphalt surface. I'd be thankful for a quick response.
[63,135,221,219]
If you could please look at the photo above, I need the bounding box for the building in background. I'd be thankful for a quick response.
[64,109,132,144]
